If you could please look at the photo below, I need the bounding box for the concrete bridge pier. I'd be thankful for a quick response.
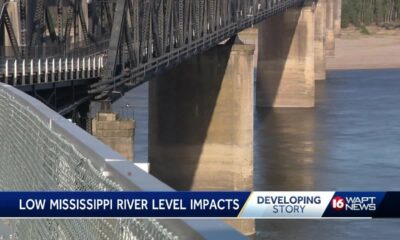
[315,0,327,80]
[256,3,315,107]
[238,28,258,75]
[149,39,255,236]
[90,101,135,161]
[334,0,342,36]
[325,0,336,57]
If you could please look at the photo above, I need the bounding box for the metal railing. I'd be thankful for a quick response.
[1,55,105,86]
[0,40,110,61]
[0,83,245,240]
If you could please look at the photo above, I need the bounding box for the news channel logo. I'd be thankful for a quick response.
[330,195,377,212]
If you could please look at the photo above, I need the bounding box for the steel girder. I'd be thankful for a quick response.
[0,0,96,59]
[94,0,306,99]
[0,0,21,59]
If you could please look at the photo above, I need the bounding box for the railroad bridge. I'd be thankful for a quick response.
[0,0,342,238]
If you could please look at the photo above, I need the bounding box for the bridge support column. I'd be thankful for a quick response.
[149,40,255,236]
[238,28,258,74]
[91,111,135,161]
[315,0,327,80]
[256,4,315,107]
[325,0,336,56]
[334,0,342,37]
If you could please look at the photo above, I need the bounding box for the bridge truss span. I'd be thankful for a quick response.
[92,0,306,99]
[0,0,306,101]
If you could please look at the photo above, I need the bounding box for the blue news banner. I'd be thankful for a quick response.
[1,191,400,218]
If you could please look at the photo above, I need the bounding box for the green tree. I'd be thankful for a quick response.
[342,0,400,28]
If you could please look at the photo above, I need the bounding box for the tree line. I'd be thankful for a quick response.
[342,0,400,28]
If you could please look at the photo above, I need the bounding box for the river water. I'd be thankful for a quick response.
[113,69,400,239]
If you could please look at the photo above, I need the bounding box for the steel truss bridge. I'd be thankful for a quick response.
[0,0,309,238]
[0,0,306,113]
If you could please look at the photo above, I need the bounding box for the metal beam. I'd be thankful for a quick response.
[101,0,128,95]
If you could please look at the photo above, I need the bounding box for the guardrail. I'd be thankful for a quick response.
[0,39,110,60]
[0,83,245,240]
[0,55,105,86]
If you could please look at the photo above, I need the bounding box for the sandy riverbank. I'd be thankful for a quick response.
[327,27,400,70]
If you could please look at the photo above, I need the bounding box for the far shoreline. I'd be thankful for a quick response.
[326,27,400,71]
[328,67,400,71]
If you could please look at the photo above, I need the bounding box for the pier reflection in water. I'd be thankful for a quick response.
[114,69,400,239]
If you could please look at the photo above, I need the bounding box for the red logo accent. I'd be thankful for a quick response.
[331,196,345,211]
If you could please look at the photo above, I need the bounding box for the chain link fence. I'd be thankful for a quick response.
[0,84,233,240]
